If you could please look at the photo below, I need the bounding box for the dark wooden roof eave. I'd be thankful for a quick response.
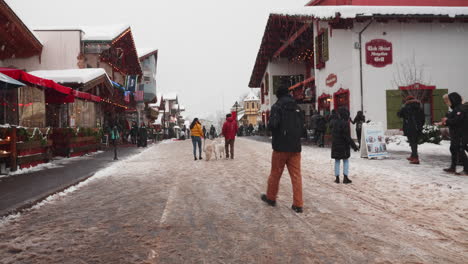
[248,14,314,88]
[139,49,158,62]
[0,0,42,56]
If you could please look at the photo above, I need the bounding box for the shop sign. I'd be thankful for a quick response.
[326,74,337,87]
[360,122,388,159]
[366,39,393,68]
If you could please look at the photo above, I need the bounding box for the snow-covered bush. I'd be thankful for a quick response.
[419,124,442,145]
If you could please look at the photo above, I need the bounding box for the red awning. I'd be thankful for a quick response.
[72,90,101,102]
[0,67,73,95]
[0,68,101,103]
[288,76,315,91]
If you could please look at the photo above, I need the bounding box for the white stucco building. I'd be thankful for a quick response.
[249,5,468,136]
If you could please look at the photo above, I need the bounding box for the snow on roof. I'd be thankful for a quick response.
[82,24,130,41]
[137,48,158,59]
[237,111,245,121]
[244,91,259,102]
[179,105,186,111]
[272,6,468,19]
[172,104,179,110]
[148,103,159,109]
[153,114,163,125]
[29,68,109,84]
[164,93,177,101]
[34,24,130,42]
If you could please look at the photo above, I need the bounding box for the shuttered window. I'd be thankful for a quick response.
[386,90,403,129]
[315,28,329,69]
[432,89,448,123]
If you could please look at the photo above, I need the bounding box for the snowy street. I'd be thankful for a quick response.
[0,138,467,263]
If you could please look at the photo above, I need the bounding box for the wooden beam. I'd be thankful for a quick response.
[273,23,311,58]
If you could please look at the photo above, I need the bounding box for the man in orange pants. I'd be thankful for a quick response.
[261,86,304,213]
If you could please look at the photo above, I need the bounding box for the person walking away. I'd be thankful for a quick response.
[350,111,367,149]
[310,110,319,144]
[332,108,359,184]
[130,122,138,145]
[137,124,148,147]
[260,87,305,213]
[209,125,216,139]
[180,129,186,140]
[440,93,467,175]
[316,113,326,147]
[110,125,120,160]
[202,126,207,139]
[248,123,254,136]
[190,118,204,160]
[397,96,425,164]
[222,114,238,159]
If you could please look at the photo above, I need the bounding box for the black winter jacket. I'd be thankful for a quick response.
[463,102,468,146]
[445,93,465,140]
[268,95,304,152]
[397,100,425,137]
[331,110,358,160]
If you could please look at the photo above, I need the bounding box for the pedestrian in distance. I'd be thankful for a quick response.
[202,126,207,139]
[261,86,305,213]
[190,118,204,160]
[248,123,254,136]
[110,125,120,160]
[316,112,327,147]
[328,109,339,130]
[397,95,425,164]
[209,125,216,140]
[130,121,138,145]
[137,123,148,147]
[222,113,238,159]
[439,93,468,175]
[332,108,359,184]
[310,110,320,143]
[350,110,369,149]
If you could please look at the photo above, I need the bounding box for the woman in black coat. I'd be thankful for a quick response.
[350,111,366,148]
[331,108,358,184]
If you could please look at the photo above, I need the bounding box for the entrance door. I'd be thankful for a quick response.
[333,88,350,111]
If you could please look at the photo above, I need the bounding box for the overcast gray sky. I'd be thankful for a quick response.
[7,0,307,119]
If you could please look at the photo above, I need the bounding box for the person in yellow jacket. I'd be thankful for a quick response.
[190,118,204,160]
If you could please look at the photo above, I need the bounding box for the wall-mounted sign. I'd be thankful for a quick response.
[326,73,337,87]
[366,39,393,68]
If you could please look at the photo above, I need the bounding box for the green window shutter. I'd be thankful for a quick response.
[272,76,281,95]
[432,89,448,123]
[315,36,320,65]
[323,28,329,62]
[386,90,403,129]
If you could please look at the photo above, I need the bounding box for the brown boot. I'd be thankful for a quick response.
[410,158,420,164]
[443,167,456,173]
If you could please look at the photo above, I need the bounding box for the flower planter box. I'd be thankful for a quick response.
[16,140,53,169]
[69,136,99,157]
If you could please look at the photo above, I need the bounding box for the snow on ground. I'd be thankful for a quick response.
[387,135,451,155]
[0,138,466,263]
[0,151,104,180]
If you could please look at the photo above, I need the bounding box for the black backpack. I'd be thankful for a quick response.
[279,101,304,140]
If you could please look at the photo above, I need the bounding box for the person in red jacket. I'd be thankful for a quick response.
[222,113,238,159]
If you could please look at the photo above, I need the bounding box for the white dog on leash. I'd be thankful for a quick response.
[214,139,225,159]
[203,138,225,161]
[203,139,216,161]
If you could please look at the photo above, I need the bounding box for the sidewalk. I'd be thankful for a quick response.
[0,143,152,217]
[246,135,452,167]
